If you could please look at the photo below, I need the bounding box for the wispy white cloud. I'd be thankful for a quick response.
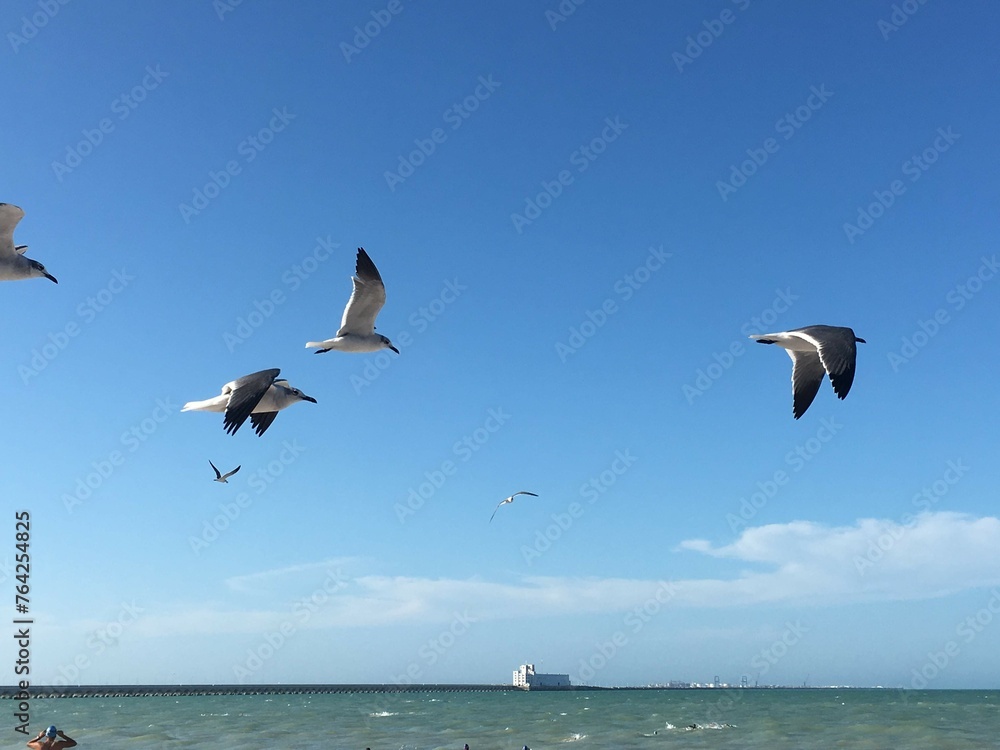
[676,511,1000,603]
[224,557,361,594]
[47,513,1000,640]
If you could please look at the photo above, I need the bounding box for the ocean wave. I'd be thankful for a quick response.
[561,733,587,742]
[370,711,397,717]
[684,722,737,731]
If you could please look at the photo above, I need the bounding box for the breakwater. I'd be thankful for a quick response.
[0,684,601,699]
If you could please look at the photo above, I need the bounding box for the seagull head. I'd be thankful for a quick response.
[275,379,318,404]
[380,334,399,354]
[29,258,57,284]
[292,387,317,404]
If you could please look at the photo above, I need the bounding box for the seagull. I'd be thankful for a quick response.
[209,460,241,483]
[0,203,57,283]
[749,325,866,419]
[182,368,317,436]
[490,491,539,523]
[306,247,399,354]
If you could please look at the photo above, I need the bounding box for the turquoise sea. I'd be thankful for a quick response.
[12,689,1000,750]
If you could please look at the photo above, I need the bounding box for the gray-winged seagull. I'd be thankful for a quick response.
[0,203,57,283]
[209,460,241,483]
[306,247,399,354]
[182,368,317,436]
[490,491,539,523]
[749,325,866,419]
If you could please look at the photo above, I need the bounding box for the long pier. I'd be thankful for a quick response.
[1,684,573,699]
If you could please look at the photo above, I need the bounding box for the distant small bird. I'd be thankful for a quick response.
[490,491,539,523]
[182,368,317,436]
[749,325,866,419]
[306,247,399,354]
[209,460,241,483]
[0,203,57,283]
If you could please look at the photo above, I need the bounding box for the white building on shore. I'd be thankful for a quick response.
[513,664,571,689]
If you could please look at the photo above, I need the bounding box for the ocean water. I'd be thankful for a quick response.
[15,688,1000,750]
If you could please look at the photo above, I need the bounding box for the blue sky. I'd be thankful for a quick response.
[3,0,1000,690]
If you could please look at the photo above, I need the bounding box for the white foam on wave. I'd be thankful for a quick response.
[684,722,736,731]
[370,711,397,717]
[561,733,587,742]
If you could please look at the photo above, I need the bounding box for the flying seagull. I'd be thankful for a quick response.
[749,325,866,419]
[209,460,241,483]
[306,247,399,354]
[490,491,539,523]
[0,203,57,283]
[182,368,317,436]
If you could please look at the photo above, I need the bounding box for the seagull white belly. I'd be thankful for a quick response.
[306,334,386,353]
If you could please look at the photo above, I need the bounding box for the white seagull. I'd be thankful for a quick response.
[749,325,866,419]
[490,491,539,523]
[0,203,57,284]
[209,460,241,483]
[182,368,317,436]
[306,247,398,354]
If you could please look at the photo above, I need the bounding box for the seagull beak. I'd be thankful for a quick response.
[45,273,58,284]
[302,395,318,404]
[389,344,400,354]
[856,338,866,344]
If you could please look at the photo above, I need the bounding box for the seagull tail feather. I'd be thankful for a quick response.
[182,396,227,412]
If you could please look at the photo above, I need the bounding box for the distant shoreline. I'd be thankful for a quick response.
[2,684,881,699]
